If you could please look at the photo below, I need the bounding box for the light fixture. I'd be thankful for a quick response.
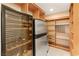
[49,8,54,12]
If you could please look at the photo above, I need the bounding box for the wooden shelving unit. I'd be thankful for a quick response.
[1,5,34,56]
[16,3,45,20]
[46,17,70,50]
[6,40,32,51]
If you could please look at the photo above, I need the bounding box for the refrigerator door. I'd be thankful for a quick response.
[35,35,48,56]
[35,20,48,56]
[35,20,47,34]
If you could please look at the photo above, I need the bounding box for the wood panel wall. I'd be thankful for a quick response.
[70,3,79,56]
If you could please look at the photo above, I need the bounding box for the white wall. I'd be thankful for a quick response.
[0,3,21,56]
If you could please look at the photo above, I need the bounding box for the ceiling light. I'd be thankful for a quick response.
[50,9,54,12]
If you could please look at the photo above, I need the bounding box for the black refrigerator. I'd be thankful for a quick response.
[1,5,35,56]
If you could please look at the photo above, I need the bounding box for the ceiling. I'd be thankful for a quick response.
[36,3,70,15]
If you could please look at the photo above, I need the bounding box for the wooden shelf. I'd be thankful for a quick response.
[47,25,55,26]
[22,50,32,56]
[46,17,70,50]
[49,44,70,51]
[6,28,28,30]
[16,3,45,19]
[6,40,32,51]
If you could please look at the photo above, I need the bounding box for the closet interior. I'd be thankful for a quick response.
[47,17,70,51]
[2,3,78,56]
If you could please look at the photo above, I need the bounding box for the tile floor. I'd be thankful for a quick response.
[35,35,71,56]
[47,47,71,56]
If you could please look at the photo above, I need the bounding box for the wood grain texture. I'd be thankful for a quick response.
[70,3,79,56]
